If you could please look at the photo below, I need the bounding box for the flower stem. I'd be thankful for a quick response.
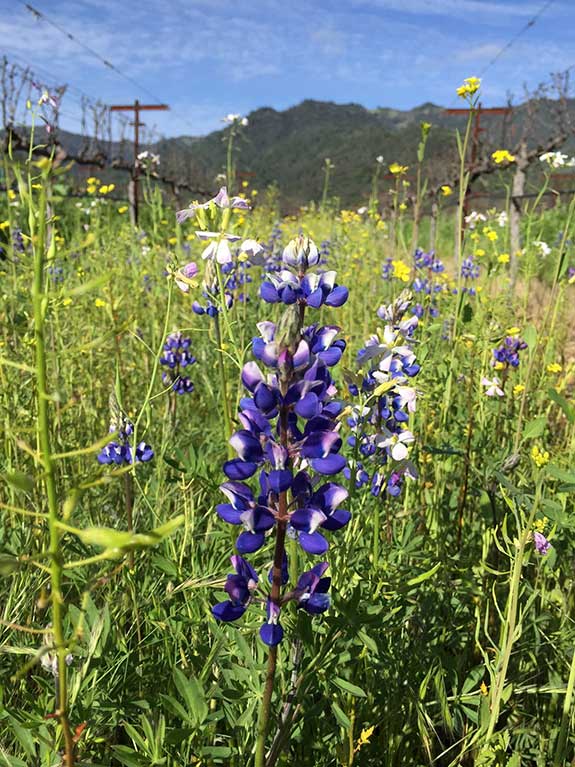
[255,402,290,767]
[32,173,74,764]
[553,641,575,766]
[484,477,542,742]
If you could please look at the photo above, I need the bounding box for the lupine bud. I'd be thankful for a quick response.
[275,303,302,354]
[283,235,320,271]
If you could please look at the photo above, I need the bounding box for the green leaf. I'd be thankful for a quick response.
[523,324,537,353]
[173,668,208,726]
[3,472,34,493]
[73,515,184,550]
[0,553,20,577]
[406,562,441,586]
[332,677,367,698]
[548,388,575,424]
[110,746,146,767]
[522,416,546,441]
[332,701,352,729]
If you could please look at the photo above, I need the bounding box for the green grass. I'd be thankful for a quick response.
[1,131,575,767]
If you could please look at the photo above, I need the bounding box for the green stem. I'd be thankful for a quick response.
[33,173,74,764]
[553,642,575,766]
[213,312,233,452]
[485,477,542,742]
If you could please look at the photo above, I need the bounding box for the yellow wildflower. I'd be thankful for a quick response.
[513,384,525,397]
[399,202,407,211]
[251,189,258,197]
[534,516,549,533]
[86,177,98,185]
[547,362,562,374]
[498,253,510,264]
[94,298,107,308]
[0,220,10,230]
[62,297,73,307]
[487,230,498,242]
[480,682,488,696]
[492,149,515,165]
[506,326,521,335]
[241,179,249,188]
[531,445,549,468]
[389,162,408,176]
[118,206,128,214]
[392,259,411,283]
[456,76,481,99]
[87,185,97,195]
[354,726,375,754]
[474,248,485,256]
[7,189,16,200]
[440,185,453,196]
[168,236,178,245]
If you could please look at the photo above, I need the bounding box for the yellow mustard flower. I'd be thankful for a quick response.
[534,516,549,533]
[118,206,128,214]
[0,220,10,230]
[487,230,498,242]
[94,298,107,308]
[440,185,453,196]
[389,162,409,176]
[241,179,249,188]
[513,384,525,397]
[7,189,17,200]
[62,298,73,307]
[168,236,178,245]
[456,76,481,99]
[531,445,550,468]
[546,362,562,374]
[492,149,516,164]
[392,259,411,283]
[498,253,510,264]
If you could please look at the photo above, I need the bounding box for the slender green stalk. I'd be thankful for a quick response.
[553,642,575,766]
[213,312,233,453]
[32,170,75,764]
[485,477,543,742]
[440,107,474,429]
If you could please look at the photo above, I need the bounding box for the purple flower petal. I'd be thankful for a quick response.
[299,531,329,554]
[310,454,347,475]
[212,601,247,621]
[236,530,266,553]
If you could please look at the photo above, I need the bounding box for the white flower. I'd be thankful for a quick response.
[540,151,568,169]
[533,240,551,258]
[481,376,504,397]
[376,155,384,164]
[497,211,508,228]
[196,231,241,265]
[357,206,368,215]
[376,428,415,461]
[464,211,487,229]
[222,113,248,126]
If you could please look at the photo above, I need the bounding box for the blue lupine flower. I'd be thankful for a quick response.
[97,419,154,466]
[212,555,259,621]
[160,332,196,395]
[346,292,420,500]
[491,335,527,369]
[212,235,350,645]
[294,562,331,614]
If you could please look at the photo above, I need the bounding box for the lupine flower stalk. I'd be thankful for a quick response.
[345,291,420,560]
[209,235,349,766]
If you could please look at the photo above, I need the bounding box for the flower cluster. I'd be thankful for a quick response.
[160,332,197,395]
[491,335,527,370]
[212,235,350,645]
[97,414,154,466]
[345,292,420,498]
[259,238,347,308]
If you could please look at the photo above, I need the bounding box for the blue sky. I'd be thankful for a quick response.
[2,0,573,138]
